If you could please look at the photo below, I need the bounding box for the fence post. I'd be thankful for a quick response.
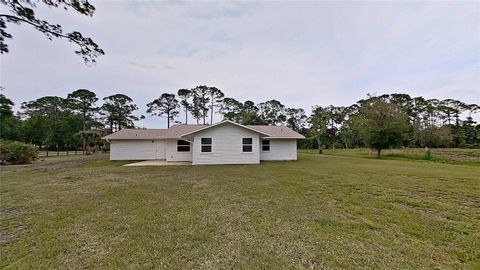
[75,150,77,155]
[46,150,48,157]
[66,150,69,156]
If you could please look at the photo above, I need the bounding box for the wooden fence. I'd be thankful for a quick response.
[38,150,85,157]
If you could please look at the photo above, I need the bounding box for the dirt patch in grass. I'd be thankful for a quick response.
[1,159,87,173]
[0,208,25,219]
[37,160,87,171]
[431,149,480,161]
[0,231,17,244]
[0,226,26,244]
[1,209,27,244]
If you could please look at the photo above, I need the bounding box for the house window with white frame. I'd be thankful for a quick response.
[262,139,270,151]
[177,140,190,152]
[201,138,212,152]
[242,138,253,152]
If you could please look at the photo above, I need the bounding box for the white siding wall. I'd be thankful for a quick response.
[192,123,260,165]
[110,140,159,160]
[165,139,192,162]
[260,139,298,161]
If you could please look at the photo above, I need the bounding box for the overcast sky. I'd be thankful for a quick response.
[1,1,479,128]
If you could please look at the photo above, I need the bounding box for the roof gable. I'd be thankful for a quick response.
[180,120,270,137]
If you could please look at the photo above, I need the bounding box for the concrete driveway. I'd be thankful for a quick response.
[123,160,192,166]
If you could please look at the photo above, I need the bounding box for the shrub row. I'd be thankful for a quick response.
[0,140,38,165]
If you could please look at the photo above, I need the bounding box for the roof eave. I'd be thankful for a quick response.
[102,136,187,140]
[104,137,163,140]
[263,136,305,139]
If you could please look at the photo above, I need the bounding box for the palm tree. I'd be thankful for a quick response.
[76,131,102,155]
[67,89,98,153]
[90,132,103,153]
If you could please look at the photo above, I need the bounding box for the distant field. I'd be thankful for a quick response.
[1,153,479,269]
[302,148,480,166]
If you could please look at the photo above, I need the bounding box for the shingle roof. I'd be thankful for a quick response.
[168,124,208,137]
[103,122,305,140]
[102,125,207,140]
[247,125,305,139]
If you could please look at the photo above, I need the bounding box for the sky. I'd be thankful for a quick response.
[1,1,479,128]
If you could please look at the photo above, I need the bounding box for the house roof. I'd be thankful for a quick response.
[246,125,305,139]
[102,125,207,140]
[103,121,305,140]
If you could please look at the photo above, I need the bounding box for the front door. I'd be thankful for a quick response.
[155,140,166,159]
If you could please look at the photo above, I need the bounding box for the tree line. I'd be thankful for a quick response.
[0,89,141,153]
[1,87,479,156]
[308,94,479,155]
[144,86,308,129]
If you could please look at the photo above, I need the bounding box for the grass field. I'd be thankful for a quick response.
[303,148,480,167]
[1,152,479,269]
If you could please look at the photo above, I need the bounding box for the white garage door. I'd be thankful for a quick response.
[110,140,156,160]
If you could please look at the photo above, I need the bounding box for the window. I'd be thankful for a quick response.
[201,138,212,152]
[262,139,270,151]
[242,138,253,152]
[177,140,190,152]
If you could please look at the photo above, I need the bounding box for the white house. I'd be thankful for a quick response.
[103,120,305,165]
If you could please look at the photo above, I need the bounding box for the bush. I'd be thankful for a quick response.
[420,126,455,148]
[424,147,433,160]
[101,143,110,153]
[0,140,38,165]
[297,138,318,149]
[332,142,345,149]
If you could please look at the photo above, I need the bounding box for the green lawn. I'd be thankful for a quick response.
[1,153,479,269]
[303,148,480,167]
